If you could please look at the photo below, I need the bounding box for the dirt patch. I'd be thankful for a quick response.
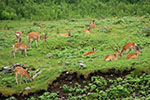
[0,68,135,100]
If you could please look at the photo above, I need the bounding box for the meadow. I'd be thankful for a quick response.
[0,15,150,100]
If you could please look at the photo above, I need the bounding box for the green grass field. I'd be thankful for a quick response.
[0,16,150,99]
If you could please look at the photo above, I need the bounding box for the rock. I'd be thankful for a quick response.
[79,63,86,67]
[45,54,53,58]
[78,60,84,63]
[25,87,31,91]
[65,62,71,65]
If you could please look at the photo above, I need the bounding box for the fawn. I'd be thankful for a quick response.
[11,43,27,58]
[83,48,96,56]
[14,66,33,84]
[27,32,47,48]
[58,30,72,37]
[16,32,22,43]
[120,41,137,57]
[104,44,121,61]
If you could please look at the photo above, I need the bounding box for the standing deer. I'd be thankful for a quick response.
[27,32,47,48]
[14,66,33,84]
[83,48,96,56]
[120,42,137,57]
[16,32,22,43]
[104,44,121,61]
[58,30,72,37]
[11,43,27,58]
[89,20,96,29]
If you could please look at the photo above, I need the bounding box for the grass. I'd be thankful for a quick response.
[0,16,150,97]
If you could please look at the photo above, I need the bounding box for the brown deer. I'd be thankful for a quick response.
[89,20,96,29]
[27,32,47,48]
[83,48,96,56]
[14,66,33,84]
[38,23,44,28]
[127,49,142,59]
[83,27,91,34]
[11,43,27,58]
[58,30,72,37]
[120,42,137,57]
[16,32,22,43]
[104,44,121,61]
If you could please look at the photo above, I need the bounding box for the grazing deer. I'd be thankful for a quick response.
[11,43,27,58]
[83,27,91,34]
[38,23,44,28]
[16,32,22,43]
[58,30,72,37]
[14,66,33,84]
[89,20,96,29]
[127,49,142,59]
[27,32,47,48]
[104,44,121,61]
[120,42,137,57]
[83,48,96,56]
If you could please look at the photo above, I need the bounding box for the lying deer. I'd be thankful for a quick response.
[16,32,22,43]
[120,41,137,57]
[38,23,45,28]
[83,27,92,34]
[89,20,96,29]
[58,30,72,37]
[104,44,121,61]
[83,48,96,56]
[127,47,142,59]
[14,66,33,84]
[11,43,27,58]
[27,32,47,48]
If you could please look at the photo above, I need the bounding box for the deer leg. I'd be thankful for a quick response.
[21,50,24,55]
[20,75,23,84]
[19,38,21,43]
[25,49,27,56]
[16,73,18,84]
[13,49,16,58]
[29,39,32,48]
[35,40,38,47]
[126,49,129,55]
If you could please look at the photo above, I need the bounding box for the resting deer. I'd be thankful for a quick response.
[127,49,142,59]
[120,42,137,57]
[27,32,47,48]
[104,44,121,61]
[83,27,92,34]
[83,48,96,56]
[14,66,33,84]
[11,43,27,58]
[38,24,44,28]
[58,30,72,37]
[16,32,22,43]
[89,20,96,29]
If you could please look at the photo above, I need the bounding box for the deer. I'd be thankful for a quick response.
[104,44,121,61]
[83,27,92,34]
[120,42,137,57]
[27,32,47,48]
[83,48,96,56]
[89,20,96,29]
[38,23,44,28]
[127,48,142,59]
[16,32,22,43]
[14,66,33,84]
[58,30,72,37]
[11,43,27,58]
